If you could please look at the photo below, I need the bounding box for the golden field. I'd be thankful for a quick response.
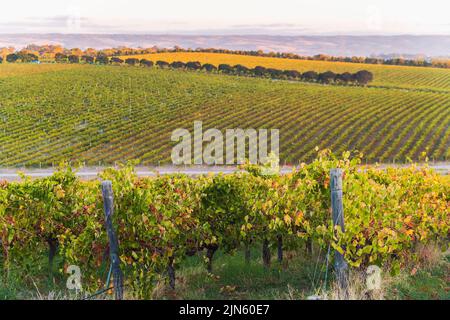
[0,63,81,78]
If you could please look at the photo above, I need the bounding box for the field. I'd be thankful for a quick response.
[0,61,449,167]
[0,63,80,79]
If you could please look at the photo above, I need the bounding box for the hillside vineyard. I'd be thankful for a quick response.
[0,60,448,167]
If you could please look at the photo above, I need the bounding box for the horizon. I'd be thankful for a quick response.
[2,34,449,57]
[2,33,450,37]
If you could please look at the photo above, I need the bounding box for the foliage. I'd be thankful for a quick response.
[6,53,38,63]
[0,151,448,298]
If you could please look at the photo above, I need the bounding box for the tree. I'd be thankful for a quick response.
[313,54,331,61]
[170,61,185,69]
[301,71,319,82]
[70,48,83,57]
[68,55,80,64]
[84,48,97,57]
[253,66,267,77]
[351,56,365,63]
[95,55,109,65]
[318,71,336,84]
[186,61,202,70]
[336,72,353,84]
[26,53,39,62]
[55,53,68,63]
[125,58,139,66]
[266,68,283,79]
[81,55,94,64]
[110,57,124,65]
[0,56,2,64]
[0,47,15,60]
[283,70,301,79]
[218,64,233,73]
[140,59,154,67]
[202,63,217,72]
[353,70,374,85]
[18,49,39,60]
[365,57,381,65]
[156,60,170,68]
[233,64,250,75]
[6,53,19,63]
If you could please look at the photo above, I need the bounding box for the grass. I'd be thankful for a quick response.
[152,245,450,300]
[154,246,318,300]
[1,244,448,300]
[0,252,70,300]
[387,254,450,300]
[0,245,318,300]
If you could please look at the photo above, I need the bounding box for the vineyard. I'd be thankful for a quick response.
[0,62,449,167]
[0,151,448,298]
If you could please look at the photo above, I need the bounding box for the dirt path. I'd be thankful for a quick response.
[0,163,447,181]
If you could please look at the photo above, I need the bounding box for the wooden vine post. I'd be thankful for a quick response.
[330,169,349,298]
[102,180,124,300]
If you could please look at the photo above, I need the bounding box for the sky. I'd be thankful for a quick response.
[0,0,449,35]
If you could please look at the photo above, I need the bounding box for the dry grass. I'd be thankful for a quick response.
[0,63,81,78]
[324,270,389,300]
[322,243,448,300]
[415,243,445,269]
[6,243,447,300]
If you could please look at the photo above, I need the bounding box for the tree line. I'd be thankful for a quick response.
[2,44,449,69]
[1,52,374,85]
[121,57,374,85]
[1,52,39,63]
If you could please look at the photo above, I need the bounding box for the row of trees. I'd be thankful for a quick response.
[214,63,374,85]
[3,44,449,69]
[1,52,39,63]
[105,57,374,85]
[52,53,376,85]
[2,51,374,85]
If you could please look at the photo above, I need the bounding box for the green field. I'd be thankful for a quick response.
[0,62,448,166]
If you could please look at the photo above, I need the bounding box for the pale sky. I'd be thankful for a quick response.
[0,0,449,35]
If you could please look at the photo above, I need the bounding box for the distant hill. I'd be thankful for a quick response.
[1,34,449,57]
